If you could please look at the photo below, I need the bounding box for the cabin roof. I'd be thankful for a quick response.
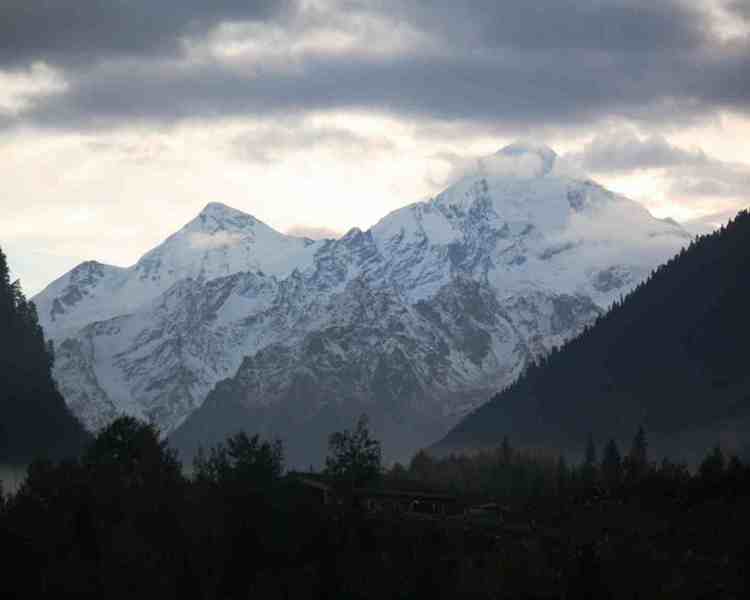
[286,472,458,501]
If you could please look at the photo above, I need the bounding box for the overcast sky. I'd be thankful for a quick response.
[1,0,749,294]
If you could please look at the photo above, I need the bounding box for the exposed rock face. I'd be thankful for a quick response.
[33,143,691,465]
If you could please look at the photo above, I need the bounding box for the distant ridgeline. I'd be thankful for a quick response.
[436,210,750,464]
[0,247,90,464]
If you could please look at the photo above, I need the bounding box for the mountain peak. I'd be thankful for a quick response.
[186,202,259,235]
[198,201,250,219]
[496,141,557,176]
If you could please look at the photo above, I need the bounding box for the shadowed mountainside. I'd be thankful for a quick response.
[437,210,750,464]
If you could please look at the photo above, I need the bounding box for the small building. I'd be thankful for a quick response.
[287,472,461,515]
[285,472,335,505]
[354,487,461,516]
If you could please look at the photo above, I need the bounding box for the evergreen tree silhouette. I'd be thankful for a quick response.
[500,435,513,464]
[0,245,89,463]
[556,455,570,496]
[601,439,622,488]
[581,433,598,486]
[625,426,649,482]
[699,445,726,484]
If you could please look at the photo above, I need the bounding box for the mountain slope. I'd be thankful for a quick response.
[0,247,90,463]
[33,202,324,341]
[436,210,750,464]
[33,143,691,465]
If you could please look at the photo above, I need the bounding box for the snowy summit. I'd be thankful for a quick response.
[33,142,691,464]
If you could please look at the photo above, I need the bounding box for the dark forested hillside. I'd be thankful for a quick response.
[437,210,750,463]
[0,247,90,463]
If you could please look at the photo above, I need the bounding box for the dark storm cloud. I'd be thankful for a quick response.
[357,0,708,52]
[0,0,295,67]
[3,0,750,133]
[14,49,721,130]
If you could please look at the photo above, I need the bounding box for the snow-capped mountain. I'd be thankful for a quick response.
[34,203,323,341]
[33,142,691,464]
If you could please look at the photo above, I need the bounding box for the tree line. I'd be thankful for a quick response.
[391,426,749,505]
[3,414,750,597]
[0,413,386,598]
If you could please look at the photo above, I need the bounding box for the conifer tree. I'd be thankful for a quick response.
[556,455,569,496]
[601,439,622,488]
[585,433,597,465]
[625,426,649,482]
[409,449,435,482]
[581,433,598,485]
[500,435,513,464]
[699,445,726,484]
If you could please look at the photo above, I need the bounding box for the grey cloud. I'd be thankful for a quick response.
[13,49,726,131]
[355,0,708,52]
[570,131,709,173]
[670,179,738,197]
[0,0,295,67]
[84,139,171,165]
[727,0,750,21]
[232,122,394,164]
[3,0,750,134]
[569,129,750,205]
[668,161,750,199]
[683,206,749,235]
